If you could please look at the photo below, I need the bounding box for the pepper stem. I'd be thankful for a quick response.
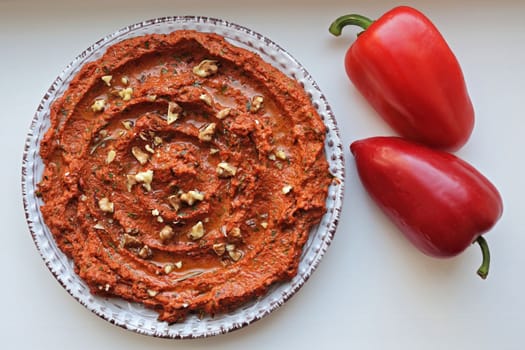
[475,236,490,280]
[329,14,374,36]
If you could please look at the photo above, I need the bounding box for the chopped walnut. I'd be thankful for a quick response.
[106,149,116,164]
[126,174,137,192]
[198,123,216,142]
[131,146,149,165]
[192,59,218,78]
[174,261,183,269]
[282,184,293,194]
[135,170,154,192]
[159,225,174,242]
[122,120,133,130]
[147,94,157,102]
[229,249,243,262]
[147,289,158,297]
[260,222,269,229]
[216,108,231,120]
[91,99,106,112]
[138,131,149,141]
[121,76,129,85]
[216,162,237,178]
[153,136,163,146]
[168,194,181,212]
[120,233,142,248]
[98,197,114,213]
[164,263,175,274]
[188,221,205,240]
[225,243,243,261]
[138,245,153,259]
[213,243,226,256]
[229,227,242,238]
[93,222,105,230]
[125,227,139,235]
[275,149,287,160]
[101,75,112,86]
[119,87,133,101]
[167,102,182,124]
[145,144,155,154]
[180,190,204,206]
[199,93,213,106]
[250,95,264,113]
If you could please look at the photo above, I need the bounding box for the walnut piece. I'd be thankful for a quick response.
[164,263,175,274]
[229,250,243,262]
[188,221,205,240]
[138,245,153,259]
[180,190,204,206]
[225,243,243,261]
[159,225,174,242]
[282,184,293,194]
[275,149,287,160]
[122,120,133,130]
[229,227,241,238]
[101,75,112,86]
[126,174,137,192]
[135,170,154,192]
[167,102,182,124]
[131,146,149,165]
[118,87,133,101]
[120,233,142,248]
[216,162,237,178]
[199,93,213,106]
[250,95,264,113]
[98,197,114,213]
[91,99,106,112]
[192,59,218,78]
[198,123,216,142]
[213,243,226,256]
[216,108,231,120]
[168,194,181,212]
[106,150,116,164]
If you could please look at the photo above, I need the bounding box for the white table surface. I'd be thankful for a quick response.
[2,0,524,349]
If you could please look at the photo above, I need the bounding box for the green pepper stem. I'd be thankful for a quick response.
[329,14,374,36]
[475,236,491,280]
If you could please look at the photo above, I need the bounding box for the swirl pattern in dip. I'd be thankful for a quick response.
[37,30,331,323]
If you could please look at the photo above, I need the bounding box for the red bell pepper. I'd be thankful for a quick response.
[350,137,503,279]
[330,6,474,151]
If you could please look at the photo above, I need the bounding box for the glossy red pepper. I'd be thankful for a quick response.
[330,6,474,151]
[350,137,503,279]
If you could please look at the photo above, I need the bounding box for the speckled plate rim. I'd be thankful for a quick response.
[21,16,345,339]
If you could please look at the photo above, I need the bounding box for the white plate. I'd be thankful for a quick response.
[21,16,344,339]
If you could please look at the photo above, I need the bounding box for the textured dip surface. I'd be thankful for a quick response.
[38,30,331,323]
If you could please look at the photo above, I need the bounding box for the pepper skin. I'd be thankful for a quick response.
[330,6,474,151]
[350,137,503,279]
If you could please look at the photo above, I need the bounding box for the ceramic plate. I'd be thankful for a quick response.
[21,16,344,339]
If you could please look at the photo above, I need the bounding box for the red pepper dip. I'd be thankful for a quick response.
[38,30,331,323]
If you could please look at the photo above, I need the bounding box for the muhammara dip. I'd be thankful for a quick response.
[38,30,331,323]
